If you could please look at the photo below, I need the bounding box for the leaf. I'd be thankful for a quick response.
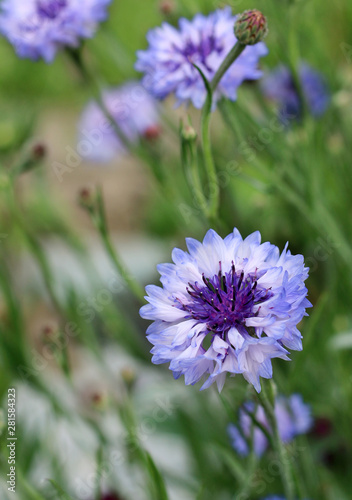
[144,451,169,500]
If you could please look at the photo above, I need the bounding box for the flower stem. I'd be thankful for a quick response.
[92,187,145,303]
[257,381,295,500]
[210,42,246,93]
[197,42,246,220]
[200,100,219,219]
[181,127,208,220]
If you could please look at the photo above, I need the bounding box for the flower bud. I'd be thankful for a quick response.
[143,124,162,141]
[42,324,59,342]
[121,367,137,392]
[91,391,108,411]
[31,143,47,161]
[101,493,123,500]
[234,10,268,46]
[78,186,96,211]
[181,124,197,142]
[159,0,175,16]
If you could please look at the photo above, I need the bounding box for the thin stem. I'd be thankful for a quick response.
[93,187,145,303]
[257,381,295,500]
[198,42,246,219]
[201,101,219,218]
[182,129,208,219]
[210,43,246,92]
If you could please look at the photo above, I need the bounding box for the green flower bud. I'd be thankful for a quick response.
[234,10,268,46]
[181,124,197,142]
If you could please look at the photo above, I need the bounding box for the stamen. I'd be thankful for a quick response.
[238,270,244,290]
[215,287,223,303]
[218,261,222,283]
[243,295,254,307]
[222,275,227,293]
[211,298,220,312]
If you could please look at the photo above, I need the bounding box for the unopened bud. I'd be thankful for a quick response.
[121,367,136,392]
[182,124,197,142]
[41,324,60,343]
[101,493,123,500]
[91,391,108,411]
[78,186,96,211]
[144,124,162,141]
[234,10,268,46]
[159,0,175,16]
[31,143,47,161]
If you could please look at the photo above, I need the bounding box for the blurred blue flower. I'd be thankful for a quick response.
[228,394,313,457]
[261,63,330,122]
[261,497,311,500]
[261,497,286,500]
[135,7,268,109]
[0,0,111,62]
[140,228,311,392]
[77,81,160,163]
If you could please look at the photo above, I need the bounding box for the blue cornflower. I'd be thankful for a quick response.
[261,497,286,500]
[135,7,268,109]
[140,228,311,392]
[261,497,311,500]
[0,0,111,62]
[77,81,160,163]
[261,63,330,121]
[228,394,313,457]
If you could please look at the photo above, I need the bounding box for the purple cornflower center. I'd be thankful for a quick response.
[37,0,67,19]
[176,33,224,71]
[181,262,271,336]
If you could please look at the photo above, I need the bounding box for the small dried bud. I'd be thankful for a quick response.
[159,0,175,16]
[144,124,162,141]
[101,493,123,500]
[181,124,197,142]
[234,10,268,46]
[91,391,108,410]
[78,186,96,211]
[41,324,59,343]
[121,367,136,391]
[31,143,47,161]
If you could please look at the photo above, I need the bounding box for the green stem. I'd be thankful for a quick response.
[257,381,295,500]
[182,131,208,220]
[210,43,246,92]
[198,42,246,219]
[201,101,219,218]
[93,187,145,303]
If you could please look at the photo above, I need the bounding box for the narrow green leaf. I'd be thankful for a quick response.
[144,451,169,500]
